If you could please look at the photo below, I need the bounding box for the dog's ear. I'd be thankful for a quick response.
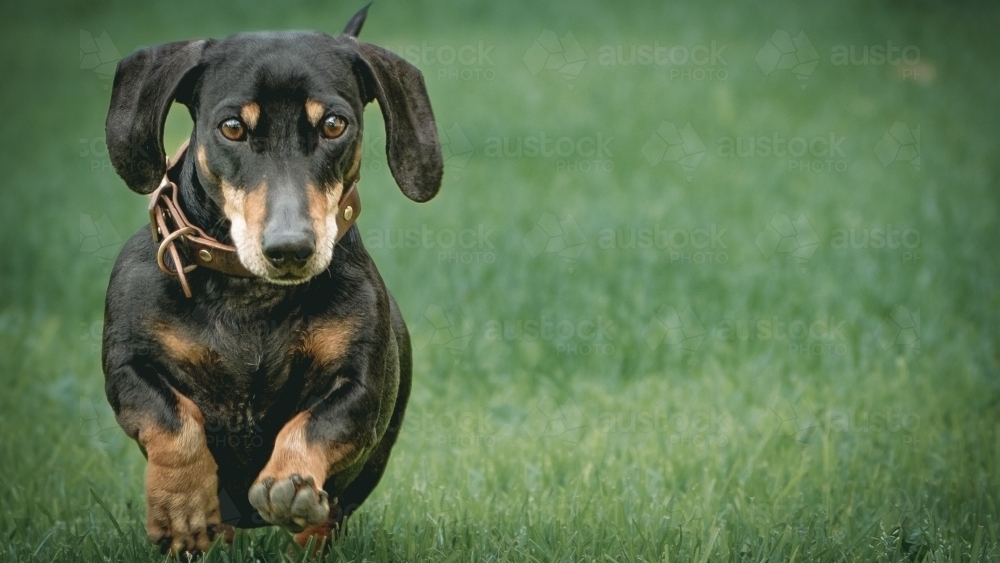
[342,3,371,38]
[105,40,209,194]
[353,41,443,202]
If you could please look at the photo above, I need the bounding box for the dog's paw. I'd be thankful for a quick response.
[145,459,222,556]
[249,474,332,532]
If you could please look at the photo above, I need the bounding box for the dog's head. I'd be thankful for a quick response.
[106,6,443,284]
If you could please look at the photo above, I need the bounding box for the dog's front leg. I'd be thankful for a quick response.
[106,366,222,555]
[248,371,390,534]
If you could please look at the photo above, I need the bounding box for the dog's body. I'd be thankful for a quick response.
[101,7,442,555]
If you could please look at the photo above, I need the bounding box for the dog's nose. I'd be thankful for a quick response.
[262,232,315,268]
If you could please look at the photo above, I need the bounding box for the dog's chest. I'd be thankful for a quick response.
[153,312,356,410]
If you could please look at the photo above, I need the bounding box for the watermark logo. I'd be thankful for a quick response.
[412,305,474,362]
[364,223,496,265]
[830,225,922,263]
[80,214,123,272]
[717,132,847,173]
[79,30,121,86]
[522,213,587,271]
[755,30,819,89]
[755,213,820,266]
[641,305,707,352]
[484,314,615,357]
[874,122,920,170]
[752,395,821,445]
[385,40,496,81]
[523,30,587,88]
[597,41,728,81]
[439,122,474,177]
[522,395,587,443]
[405,407,499,449]
[79,136,112,172]
[831,42,920,67]
[641,121,706,180]
[80,397,120,448]
[80,319,102,354]
[874,305,920,352]
[715,316,849,357]
[483,132,613,172]
[596,224,729,264]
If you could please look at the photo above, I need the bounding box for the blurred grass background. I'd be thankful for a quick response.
[1,0,999,561]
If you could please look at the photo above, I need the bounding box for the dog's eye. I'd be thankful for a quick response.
[219,119,246,141]
[320,115,347,139]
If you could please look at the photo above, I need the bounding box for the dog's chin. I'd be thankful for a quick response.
[262,273,314,286]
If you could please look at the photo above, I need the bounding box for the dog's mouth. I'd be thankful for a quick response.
[265,270,316,285]
[237,238,338,286]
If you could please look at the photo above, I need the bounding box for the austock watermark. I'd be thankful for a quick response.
[596,224,729,264]
[643,121,922,177]
[716,315,850,357]
[404,406,499,448]
[831,224,922,262]
[597,40,728,81]
[484,313,616,357]
[384,40,497,81]
[522,394,733,447]
[484,131,614,172]
[717,131,849,173]
[830,41,924,81]
[756,30,922,89]
[79,136,112,172]
[643,305,851,357]
[754,395,921,447]
[364,223,496,264]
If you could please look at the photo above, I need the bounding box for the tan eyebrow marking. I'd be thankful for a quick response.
[240,102,260,129]
[305,99,325,126]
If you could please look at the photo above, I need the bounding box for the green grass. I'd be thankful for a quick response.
[1,0,999,561]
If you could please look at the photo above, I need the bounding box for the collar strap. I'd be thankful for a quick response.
[148,141,361,298]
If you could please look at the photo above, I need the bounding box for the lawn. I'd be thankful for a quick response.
[1,0,998,561]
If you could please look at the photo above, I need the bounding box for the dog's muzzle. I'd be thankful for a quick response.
[148,141,361,297]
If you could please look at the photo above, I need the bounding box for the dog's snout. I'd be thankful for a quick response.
[263,230,316,268]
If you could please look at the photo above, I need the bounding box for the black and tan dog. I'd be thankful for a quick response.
[102,6,441,556]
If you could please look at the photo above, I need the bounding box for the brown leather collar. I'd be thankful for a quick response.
[149,141,362,298]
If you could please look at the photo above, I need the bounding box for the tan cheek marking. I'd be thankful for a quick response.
[305,99,324,126]
[240,102,260,130]
[222,184,244,219]
[306,182,344,244]
[242,184,267,236]
[345,146,363,186]
[196,146,219,184]
[296,316,357,366]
